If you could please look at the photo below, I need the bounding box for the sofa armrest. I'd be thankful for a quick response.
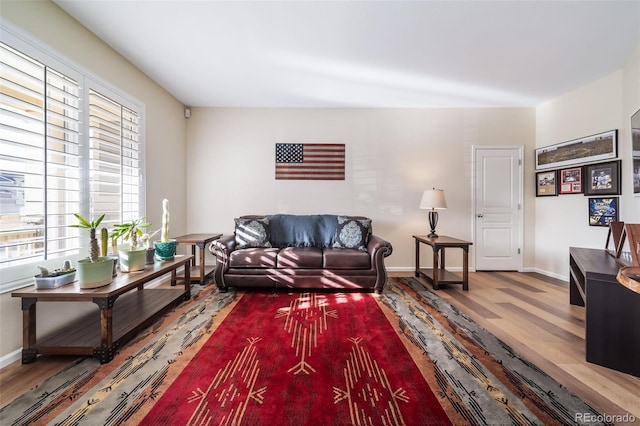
[209,235,236,292]
[368,234,393,293]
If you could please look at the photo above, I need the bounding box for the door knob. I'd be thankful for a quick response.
[477,213,484,218]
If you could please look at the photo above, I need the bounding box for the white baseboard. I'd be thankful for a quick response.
[387,266,568,282]
[533,268,569,282]
[0,348,22,369]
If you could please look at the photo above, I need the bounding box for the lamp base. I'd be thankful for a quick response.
[428,210,439,238]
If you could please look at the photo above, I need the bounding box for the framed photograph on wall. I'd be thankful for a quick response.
[535,130,617,170]
[584,160,621,196]
[634,157,640,195]
[589,197,618,227]
[536,170,557,196]
[631,108,640,196]
[559,166,582,194]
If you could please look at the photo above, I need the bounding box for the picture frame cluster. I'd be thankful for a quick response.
[535,129,622,227]
[535,160,621,198]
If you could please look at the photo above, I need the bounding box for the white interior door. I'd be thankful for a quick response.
[473,147,523,271]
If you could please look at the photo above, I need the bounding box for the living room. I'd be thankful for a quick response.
[1,0,639,422]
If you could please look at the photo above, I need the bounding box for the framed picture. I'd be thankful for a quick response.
[631,108,640,195]
[634,157,640,195]
[558,166,582,194]
[535,130,617,170]
[584,160,621,196]
[536,170,557,196]
[589,197,618,227]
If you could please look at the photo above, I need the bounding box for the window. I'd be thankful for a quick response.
[0,28,144,291]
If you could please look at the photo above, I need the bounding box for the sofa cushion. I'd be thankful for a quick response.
[277,247,323,269]
[323,248,371,269]
[269,214,339,248]
[229,248,278,268]
[332,216,371,251]
[234,217,272,249]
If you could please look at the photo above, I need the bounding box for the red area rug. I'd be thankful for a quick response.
[139,291,451,426]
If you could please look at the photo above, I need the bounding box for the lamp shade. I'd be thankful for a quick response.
[419,188,447,210]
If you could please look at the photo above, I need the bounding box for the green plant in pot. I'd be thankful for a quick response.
[154,199,177,260]
[70,213,115,289]
[112,216,151,272]
[34,260,76,289]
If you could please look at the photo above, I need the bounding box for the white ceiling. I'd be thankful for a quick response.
[53,0,640,108]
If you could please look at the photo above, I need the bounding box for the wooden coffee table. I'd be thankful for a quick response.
[12,255,193,364]
[174,233,222,284]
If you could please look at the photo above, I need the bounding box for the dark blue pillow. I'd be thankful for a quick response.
[269,214,339,248]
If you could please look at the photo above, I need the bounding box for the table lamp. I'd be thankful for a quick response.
[419,188,447,238]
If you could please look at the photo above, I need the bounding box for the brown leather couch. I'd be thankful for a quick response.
[209,214,393,293]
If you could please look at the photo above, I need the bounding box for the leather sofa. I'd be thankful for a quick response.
[209,214,393,293]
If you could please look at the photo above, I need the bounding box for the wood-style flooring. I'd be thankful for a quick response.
[1,271,639,421]
[390,271,640,421]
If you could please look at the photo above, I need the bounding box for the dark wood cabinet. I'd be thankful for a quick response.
[569,247,639,377]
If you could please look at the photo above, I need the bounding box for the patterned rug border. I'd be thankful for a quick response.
[383,276,611,426]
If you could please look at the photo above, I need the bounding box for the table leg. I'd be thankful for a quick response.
[93,296,116,363]
[198,242,206,283]
[191,245,196,267]
[184,261,191,300]
[21,298,37,363]
[414,239,420,277]
[432,247,440,290]
[462,246,469,291]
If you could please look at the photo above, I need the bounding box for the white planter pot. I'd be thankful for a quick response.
[119,248,147,272]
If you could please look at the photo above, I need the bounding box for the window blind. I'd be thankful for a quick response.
[0,33,144,290]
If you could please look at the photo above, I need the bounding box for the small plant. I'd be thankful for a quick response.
[161,199,170,242]
[101,228,109,257]
[140,228,161,249]
[70,214,105,262]
[112,217,151,250]
[36,261,75,277]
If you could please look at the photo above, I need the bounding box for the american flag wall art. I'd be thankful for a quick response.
[275,143,345,180]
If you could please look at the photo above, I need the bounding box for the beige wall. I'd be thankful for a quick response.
[0,1,187,364]
[535,43,640,278]
[185,107,536,271]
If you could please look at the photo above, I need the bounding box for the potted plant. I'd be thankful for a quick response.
[112,216,151,272]
[34,260,76,289]
[70,213,115,289]
[154,199,177,260]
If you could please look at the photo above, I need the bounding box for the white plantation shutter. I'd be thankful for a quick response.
[0,30,144,291]
[45,67,82,258]
[88,90,142,230]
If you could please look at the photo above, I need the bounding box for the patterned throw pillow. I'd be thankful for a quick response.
[234,217,272,249]
[332,216,371,251]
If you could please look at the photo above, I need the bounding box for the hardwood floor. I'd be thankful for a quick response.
[2,272,639,421]
[389,271,640,421]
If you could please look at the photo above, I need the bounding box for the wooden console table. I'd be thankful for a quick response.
[174,233,222,284]
[569,247,639,377]
[413,235,472,291]
[12,255,193,364]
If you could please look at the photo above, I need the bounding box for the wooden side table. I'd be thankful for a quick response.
[174,233,222,284]
[413,235,473,291]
